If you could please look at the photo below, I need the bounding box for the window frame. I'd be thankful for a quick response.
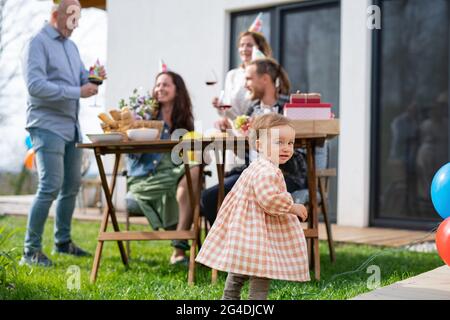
[369,0,449,230]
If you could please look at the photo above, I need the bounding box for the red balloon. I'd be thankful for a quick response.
[436,218,450,266]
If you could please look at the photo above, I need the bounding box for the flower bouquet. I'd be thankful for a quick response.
[118,88,159,120]
[96,88,164,139]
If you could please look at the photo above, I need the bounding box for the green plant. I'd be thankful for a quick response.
[0,225,19,288]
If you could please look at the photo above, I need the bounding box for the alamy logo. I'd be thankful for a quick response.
[366,265,381,289]
[66,4,81,30]
[66,265,81,291]
[367,5,381,30]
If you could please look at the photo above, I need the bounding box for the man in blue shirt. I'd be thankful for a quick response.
[20,0,105,266]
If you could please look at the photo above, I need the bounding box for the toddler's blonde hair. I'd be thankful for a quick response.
[249,113,295,149]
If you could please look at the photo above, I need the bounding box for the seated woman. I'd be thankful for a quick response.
[126,71,200,265]
[213,30,273,126]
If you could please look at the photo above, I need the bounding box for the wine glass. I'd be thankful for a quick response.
[88,60,104,107]
[205,69,218,86]
[88,80,102,108]
[218,90,232,111]
[205,69,220,109]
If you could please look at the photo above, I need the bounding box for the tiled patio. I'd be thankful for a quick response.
[352,265,450,300]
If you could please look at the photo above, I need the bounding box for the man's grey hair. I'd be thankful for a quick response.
[51,0,80,14]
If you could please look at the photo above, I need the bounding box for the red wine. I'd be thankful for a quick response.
[206,81,217,86]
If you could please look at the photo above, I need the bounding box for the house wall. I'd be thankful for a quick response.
[337,0,372,227]
[105,0,372,227]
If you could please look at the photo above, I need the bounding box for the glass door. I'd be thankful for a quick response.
[371,0,449,229]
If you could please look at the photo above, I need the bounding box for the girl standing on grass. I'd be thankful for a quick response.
[195,113,310,300]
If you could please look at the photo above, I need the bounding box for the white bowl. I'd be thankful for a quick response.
[87,133,124,143]
[126,128,159,141]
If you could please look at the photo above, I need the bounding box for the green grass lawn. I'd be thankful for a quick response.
[0,215,444,300]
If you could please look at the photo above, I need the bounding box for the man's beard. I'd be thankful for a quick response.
[249,87,264,101]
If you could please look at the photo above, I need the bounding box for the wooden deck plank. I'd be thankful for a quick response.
[0,200,148,225]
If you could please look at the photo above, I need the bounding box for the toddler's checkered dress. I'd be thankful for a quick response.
[196,157,310,281]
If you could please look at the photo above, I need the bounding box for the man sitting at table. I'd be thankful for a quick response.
[201,58,327,225]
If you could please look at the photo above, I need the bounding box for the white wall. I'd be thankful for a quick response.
[106,0,373,226]
[337,0,372,227]
[105,0,299,211]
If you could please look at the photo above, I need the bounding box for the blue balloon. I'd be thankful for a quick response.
[431,163,450,219]
[25,135,33,150]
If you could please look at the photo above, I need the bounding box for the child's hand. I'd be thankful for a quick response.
[292,204,308,222]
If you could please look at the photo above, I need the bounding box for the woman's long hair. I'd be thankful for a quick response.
[153,71,194,133]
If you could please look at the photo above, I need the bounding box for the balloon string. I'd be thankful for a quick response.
[294,224,440,299]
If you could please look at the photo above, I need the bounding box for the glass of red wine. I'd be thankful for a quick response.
[88,77,103,107]
[217,90,232,115]
[88,61,104,108]
[205,69,217,86]
[205,69,220,110]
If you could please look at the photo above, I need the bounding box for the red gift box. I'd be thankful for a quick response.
[290,93,321,104]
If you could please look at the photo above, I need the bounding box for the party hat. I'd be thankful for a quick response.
[251,47,266,61]
[89,59,103,81]
[248,12,263,32]
[159,59,168,73]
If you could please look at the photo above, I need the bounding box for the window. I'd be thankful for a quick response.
[371,0,448,229]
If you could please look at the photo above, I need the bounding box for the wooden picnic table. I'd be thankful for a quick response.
[77,137,247,284]
[77,119,339,284]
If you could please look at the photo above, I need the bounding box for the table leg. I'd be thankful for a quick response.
[307,222,313,269]
[90,152,128,283]
[306,141,320,280]
[216,145,225,207]
[211,147,225,284]
[185,163,204,285]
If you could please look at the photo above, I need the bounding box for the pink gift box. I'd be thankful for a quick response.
[283,103,332,120]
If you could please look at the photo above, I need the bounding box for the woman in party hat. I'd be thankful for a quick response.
[213,13,273,176]
[213,13,272,127]
[126,64,201,265]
